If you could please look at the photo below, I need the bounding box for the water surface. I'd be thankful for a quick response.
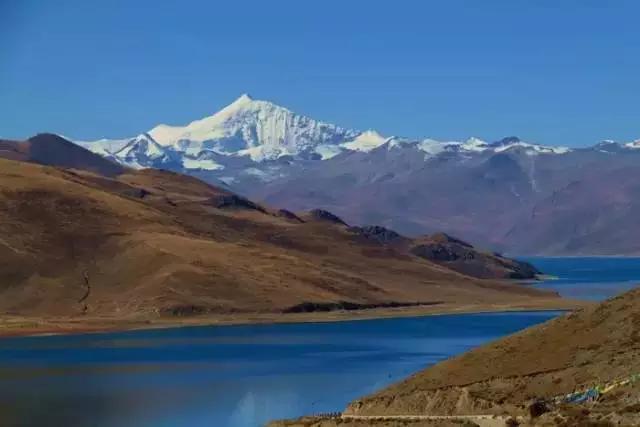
[0,312,558,427]
[2,257,638,427]
[524,256,640,301]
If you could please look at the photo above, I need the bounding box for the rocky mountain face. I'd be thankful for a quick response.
[73,95,640,255]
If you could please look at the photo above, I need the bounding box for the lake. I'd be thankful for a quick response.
[1,257,639,427]
[521,256,640,301]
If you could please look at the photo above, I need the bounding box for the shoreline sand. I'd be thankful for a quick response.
[0,298,589,338]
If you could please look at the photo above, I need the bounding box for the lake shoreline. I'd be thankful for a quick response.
[0,298,588,339]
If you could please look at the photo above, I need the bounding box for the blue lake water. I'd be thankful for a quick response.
[521,256,640,301]
[1,257,639,427]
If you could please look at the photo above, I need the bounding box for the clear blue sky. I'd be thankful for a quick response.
[1,0,639,146]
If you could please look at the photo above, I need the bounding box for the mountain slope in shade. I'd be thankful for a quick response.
[504,165,640,255]
[0,137,562,324]
[252,141,640,255]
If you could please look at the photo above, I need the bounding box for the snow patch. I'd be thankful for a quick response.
[315,144,344,160]
[624,139,640,149]
[218,176,236,185]
[114,133,166,160]
[341,130,388,152]
[74,137,130,156]
[461,137,489,152]
[494,141,570,155]
[182,157,224,170]
[416,138,448,157]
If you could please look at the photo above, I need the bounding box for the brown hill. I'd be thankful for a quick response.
[409,233,540,279]
[0,133,126,177]
[348,227,540,280]
[338,286,640,426]
[0,136,566,330]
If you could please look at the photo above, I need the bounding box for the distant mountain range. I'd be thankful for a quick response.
[73,94,640,255]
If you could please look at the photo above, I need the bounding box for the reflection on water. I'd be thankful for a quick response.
[0,312,559,427]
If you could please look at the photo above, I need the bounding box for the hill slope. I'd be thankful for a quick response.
[340,286,640,425]
[0,133,126,177]
[0,154,562,325]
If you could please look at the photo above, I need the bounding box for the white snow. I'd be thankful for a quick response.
[73,137,130,156]
[460,137,489,152]
[315,144,344,160]
[624,139,640,149]
[71,94,578,173]
[242,167,277,182]
[182,157,224,170]
[147,94,359,162]
[386,137,412,150]
[416,138,447,158]
[113,133,166,160]
[218,176,236,185]
[236,145,287,162]
[494,141,570,155]
[340,130,388,152]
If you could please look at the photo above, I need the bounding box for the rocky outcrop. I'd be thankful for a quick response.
[210,194,266,212]
[307,209,348,226]
[411,233,540,280]
[122,187,151,199]
[349,225,404,244]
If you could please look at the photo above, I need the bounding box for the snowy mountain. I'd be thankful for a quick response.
[74,94,578,177]
[57,94,640,254]
[147,93,361,162]
[75,137,130,157]
[72,94,639,215]
[112,133,173,169]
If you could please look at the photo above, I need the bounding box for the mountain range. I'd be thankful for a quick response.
[74,94,640,255]
[0,133,559,325]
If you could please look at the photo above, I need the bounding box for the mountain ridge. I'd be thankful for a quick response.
[23,96,640,255]
[72,94,593,167]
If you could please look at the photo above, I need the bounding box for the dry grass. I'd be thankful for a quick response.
[341,287,640,425]
[0,157,566,333]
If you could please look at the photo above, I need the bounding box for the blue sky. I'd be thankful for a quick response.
[1,0,639,146]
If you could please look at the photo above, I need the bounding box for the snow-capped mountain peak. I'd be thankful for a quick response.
[147,94,359,162]
[148,94,262,147]
[486,136,571,155]
[232,93,254,105]
[72,94,586,182]
[112,133,171,169]
[115,133,163,157]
